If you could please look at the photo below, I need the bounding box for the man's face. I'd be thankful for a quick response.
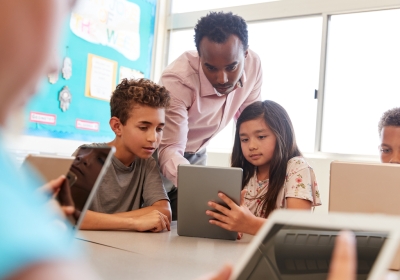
[0,0,74,126]
[379,126,400,164]
[199,35,248,95]
[120,105,165,160]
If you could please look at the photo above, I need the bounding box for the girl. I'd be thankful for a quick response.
[206,100,321,236]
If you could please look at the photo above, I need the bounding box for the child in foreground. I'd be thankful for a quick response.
[206,100,321,236]
[76,78,172,232]
[378,107,400,164]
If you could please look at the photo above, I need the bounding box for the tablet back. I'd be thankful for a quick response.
[329,161,400,215]
[177,164,242,241]
[231,210,400,280]
[22,154,75,182]
[67,146,115,230]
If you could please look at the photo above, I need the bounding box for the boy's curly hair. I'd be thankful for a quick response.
[378,107,400,136]
[194,11,248,55]
[110,78,170,125]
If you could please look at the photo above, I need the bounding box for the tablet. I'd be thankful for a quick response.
[62,145,115,230]
[329,161,400,215]
[329,161,400,270]
[231,209,400,280]
[22,154,75,182]
[177,164,242,240]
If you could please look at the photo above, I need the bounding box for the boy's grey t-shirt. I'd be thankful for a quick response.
[73,143,168,214]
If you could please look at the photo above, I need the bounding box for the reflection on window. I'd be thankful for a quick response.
[248,17,322,152]
[171,0,278,14]
[321,9,400,155]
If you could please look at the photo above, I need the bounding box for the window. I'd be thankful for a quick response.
[168,29,195,64]
[248,17,322,152]
[321,9,400,155]
[171,0,278,14]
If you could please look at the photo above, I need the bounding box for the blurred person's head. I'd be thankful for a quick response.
[109,78,170,163]
[0,0,75,127]
[378,107,400,164]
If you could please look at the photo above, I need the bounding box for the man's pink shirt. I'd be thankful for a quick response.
[159,49,263,186]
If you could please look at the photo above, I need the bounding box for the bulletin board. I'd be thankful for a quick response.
[25,0,156,142]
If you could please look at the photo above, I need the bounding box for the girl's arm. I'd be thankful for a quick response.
[286,197,312,209]
[206,190,265,236]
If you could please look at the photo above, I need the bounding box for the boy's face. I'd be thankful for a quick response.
[120,105,165,159]
[379,126,400,164]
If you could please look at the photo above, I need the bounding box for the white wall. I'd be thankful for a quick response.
[4,134,89,166]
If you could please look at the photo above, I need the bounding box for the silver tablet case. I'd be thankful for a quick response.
[177,164,243,240]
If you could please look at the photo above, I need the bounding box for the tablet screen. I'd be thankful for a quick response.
[64,146,112,226]
[237,224,388,280]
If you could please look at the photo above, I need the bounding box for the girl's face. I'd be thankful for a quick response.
[239,117,277,170]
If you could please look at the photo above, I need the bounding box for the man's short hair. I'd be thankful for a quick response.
[110,78,170,125]
[378,107,400,136]
[194,11,248,55]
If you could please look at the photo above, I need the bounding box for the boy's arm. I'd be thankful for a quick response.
[113,200,172,222]
[79,208,170,232]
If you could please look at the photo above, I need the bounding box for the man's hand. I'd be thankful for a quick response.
[133,210,171,232]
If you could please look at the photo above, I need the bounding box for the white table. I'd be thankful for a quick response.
[75,222,252,280]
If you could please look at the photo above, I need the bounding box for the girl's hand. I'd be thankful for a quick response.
[206,190,264,235]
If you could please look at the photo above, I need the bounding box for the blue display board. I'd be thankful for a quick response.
[25,0,157,142]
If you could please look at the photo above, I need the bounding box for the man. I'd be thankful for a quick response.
[158,12,263,219]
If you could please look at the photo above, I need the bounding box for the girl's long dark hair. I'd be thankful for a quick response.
[231,100,302,218]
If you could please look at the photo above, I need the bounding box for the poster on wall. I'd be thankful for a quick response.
[85,54,118,101]
[24,0,157,142]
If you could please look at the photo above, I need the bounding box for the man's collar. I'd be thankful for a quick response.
[199,61,247,97]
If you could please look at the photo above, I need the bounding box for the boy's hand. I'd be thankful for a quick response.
[134,210,171,232]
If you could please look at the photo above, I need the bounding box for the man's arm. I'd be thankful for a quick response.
[158,74,194,186]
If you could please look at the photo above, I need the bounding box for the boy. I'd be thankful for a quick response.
[77,78,172,232]
[378,107,400,164]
